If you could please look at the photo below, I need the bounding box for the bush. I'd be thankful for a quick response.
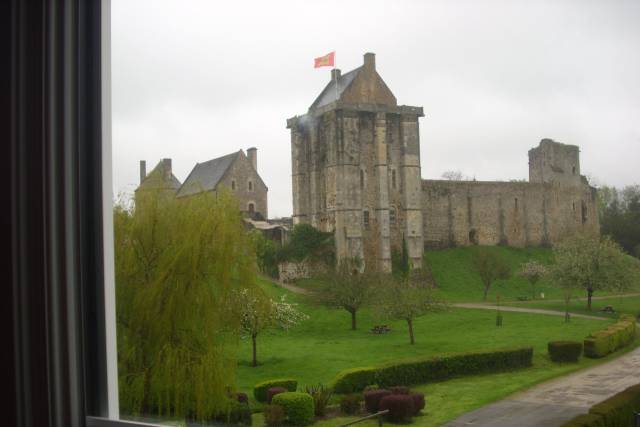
[304,384,333,416]
[271,392,315,426]
[235,392,249,404]
[363,384,379,392]
[209,400,252,425]
[253,379,297,403]
[332,367,377,394]
[560,383,640,426]
[379,394,415,422]
[263,404,285,427]
[410,392,426,415]
[374,347,533,387]
[340,394,362,415]
[584,316,636,358]
[267,387,287,404]
[389,386,410,395]
[364,389,392,413]
[548,341,583,363]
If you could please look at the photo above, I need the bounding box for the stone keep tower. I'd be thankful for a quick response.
[528,138,581,186]
[287,53,424,271]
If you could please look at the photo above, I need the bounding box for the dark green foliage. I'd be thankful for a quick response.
[363,384,379,392]
[263,404,285,427]
[561,383,640,427]
[209,400,252,426]
[392,236,411,280]
[363,389,392,413]
[583,315,636,358]
[332,367,377,394]
[252,230,279,278]
[233,392,249,404]
[331,348,533,391]
[304,384,333,416]
[548,341,583,363]
[374,347,533,387]
[267,387,287,404]
[339,394,362,415]
[253,379,297,403]
[271,392,315,426]
[379,394,415,422]
[277,224,335,267]
[599,185,640,258]
[410,392,426,415]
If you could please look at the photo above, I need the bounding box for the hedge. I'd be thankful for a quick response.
[332,367,377,394]
[584,315,636,358]
[271,392,315,426]
[561,383,640,427]
[331,348,533,392]
[548,341,583,363]
[379,394,415,422]
[254,379,297,403]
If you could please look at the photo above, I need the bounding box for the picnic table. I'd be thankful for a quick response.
[371,325,391,334]
[599,305,616,314]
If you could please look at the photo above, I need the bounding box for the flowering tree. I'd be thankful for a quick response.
[518,260,548,299]
[237,287,308,367]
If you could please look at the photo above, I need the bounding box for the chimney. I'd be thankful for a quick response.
[331,68,341,80]
[364,52,375,72]
[162,158,172,181]
[247,147,257,171]
[139,160,146,184]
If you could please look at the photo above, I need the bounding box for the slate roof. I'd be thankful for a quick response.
[309,66,362,111]
[176,151,239,198]
[137,160,181,191]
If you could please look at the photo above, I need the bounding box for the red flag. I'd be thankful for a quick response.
[314,51,335,68]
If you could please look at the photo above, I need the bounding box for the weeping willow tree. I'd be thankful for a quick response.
[114,187,255,421]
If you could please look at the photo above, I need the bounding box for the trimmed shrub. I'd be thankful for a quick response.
[389,386,410,395]
[584,316,636,358]
[363,384,380,392]
[379,394,415,422]
[267,387,287,404]
[271,392,314,426]
[374,347,533,387]
[263,404,285,427]
[210,400,252,426]
[254,379,297,403]
[364,389,392,413]
[548,341,582,363]
[560,383,640,427]
[332,367,377,394]
[304,383,332,416]
[410,392,426,415]
[340,394,362,415]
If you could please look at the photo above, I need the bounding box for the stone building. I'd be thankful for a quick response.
[136,158,182,198]
[287,52,599,272]
[176,148,268,220]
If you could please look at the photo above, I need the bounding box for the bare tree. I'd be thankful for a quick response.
[471,247,511,301]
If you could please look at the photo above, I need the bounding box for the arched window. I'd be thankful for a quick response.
[248,180,253,191]
[360,170,365,189]
[231,180,236,190]
[248,203,255,214]
[392,169,396,189]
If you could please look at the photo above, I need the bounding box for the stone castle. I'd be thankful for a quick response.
[287,52,599,271]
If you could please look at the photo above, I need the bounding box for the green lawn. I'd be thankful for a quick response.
[511,295,640,319]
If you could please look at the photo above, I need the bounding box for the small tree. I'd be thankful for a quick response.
[314,257,372,330]
[518,260,548,299]
[237,287,308,367]
[471,247,511,301]
[441,170,465,181]
[551,233,640,310]
[375,267,446,345]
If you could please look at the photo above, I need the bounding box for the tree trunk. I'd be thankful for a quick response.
[407,318,415,345]
[350,310,357,330]
[252,333,258,367]
[483,283,490,301]
[587,288,593,311]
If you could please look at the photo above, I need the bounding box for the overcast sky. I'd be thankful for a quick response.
[112,0,640,217]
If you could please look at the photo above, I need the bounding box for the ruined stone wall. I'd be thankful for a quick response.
[422,179,599,248]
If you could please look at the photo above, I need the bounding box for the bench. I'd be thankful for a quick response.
[371,325,391,334]
[599,305,616,314]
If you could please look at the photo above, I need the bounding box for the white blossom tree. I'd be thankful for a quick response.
[237,287,308,367]
[518,260,548,299]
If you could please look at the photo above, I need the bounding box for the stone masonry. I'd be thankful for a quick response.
[287,53,599,272]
